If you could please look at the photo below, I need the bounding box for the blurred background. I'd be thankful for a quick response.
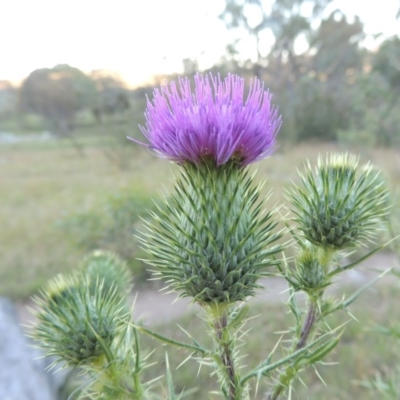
[1,0,400,398]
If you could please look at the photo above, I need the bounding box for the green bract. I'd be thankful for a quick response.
[33,274,130,367]
[289,153,388,250]
[141,160,283,304]
[80,250,133,299]
[295,246,326,293]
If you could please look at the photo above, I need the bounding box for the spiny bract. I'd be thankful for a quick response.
[141,160,283,304]
[289,153,388,250]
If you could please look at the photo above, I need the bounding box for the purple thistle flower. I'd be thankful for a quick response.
[130,73,282,166]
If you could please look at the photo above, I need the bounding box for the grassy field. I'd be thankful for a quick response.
[1,129,399,299]
[0,141,169,298]
[2,126,400,399]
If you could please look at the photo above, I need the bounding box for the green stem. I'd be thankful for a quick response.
[215,311,237,400]
[295,299,318,350]
[266,298,319,400]
[133,327,143,399]
[209,305,245,400]
[267,366,296,400]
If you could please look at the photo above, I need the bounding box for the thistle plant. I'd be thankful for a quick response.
[32,73,391,400]
[134,73,284,400]
[266,153,389,400]
[32,251,150,399]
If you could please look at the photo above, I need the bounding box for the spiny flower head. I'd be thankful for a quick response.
[132,73,281,167]
[80,250,133,299]
[291,246,328,294]
[141,161,283,304]
[33,273,130,368]
[288,153,388,250]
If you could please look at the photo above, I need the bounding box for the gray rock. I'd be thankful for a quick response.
[0,297,64,400]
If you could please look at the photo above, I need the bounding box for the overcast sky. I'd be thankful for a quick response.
[0,0,399,86]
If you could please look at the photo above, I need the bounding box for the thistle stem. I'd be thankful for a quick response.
[209,306,245,400]
[214,311,237,400]
[295,299,318,350]
[267,298,319,400]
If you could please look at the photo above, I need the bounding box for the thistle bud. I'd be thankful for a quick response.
[80,250,133,299]
[295,246,327,293]
[33,274,130,367]
[289,153,388,250]
[142,160,283,305]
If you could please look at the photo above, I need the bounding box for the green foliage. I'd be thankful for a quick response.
[90,70,131,122]
[373,37,400,90]
[293,77,344,142]
[19,64,97,136]
[336,127,377,148]
[310,11,364,77]
[58,189,157,283]
[339,72,400,148]
[135,284,399,400]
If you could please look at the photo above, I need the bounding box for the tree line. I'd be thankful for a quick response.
[0,0,399,146]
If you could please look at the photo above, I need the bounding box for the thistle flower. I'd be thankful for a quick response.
[131,73,281,167]
[289,153,388,250]
[33,274,130,367]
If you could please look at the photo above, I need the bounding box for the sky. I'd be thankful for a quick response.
[0,0,399,87]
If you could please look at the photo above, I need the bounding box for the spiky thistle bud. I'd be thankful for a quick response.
[289,153,388,250]
[80,250,133,299]
[141,160,283,305]
[33,274,131,367]
[288,245,328,294]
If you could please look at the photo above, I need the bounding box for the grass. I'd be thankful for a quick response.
[3,121,399,399]
[0,137,174,298]
[1,124,400,299]
[137,281,400,399]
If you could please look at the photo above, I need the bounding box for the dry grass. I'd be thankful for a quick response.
[0,141,174,298]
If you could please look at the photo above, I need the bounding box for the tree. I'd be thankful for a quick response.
[370,36,400,145]
[19,64,97,136]
[373,36,400,89]
[291,11,365,141]
[310,11,364,82]
[219,0,333,78]
[0,81,17,132]
[219,1,371,142]
[90,70,130,123]
[0,81,17,114]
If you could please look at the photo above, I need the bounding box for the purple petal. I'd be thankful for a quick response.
[132,73,282,167]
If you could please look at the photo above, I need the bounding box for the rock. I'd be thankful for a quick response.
[0,297,65,400]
